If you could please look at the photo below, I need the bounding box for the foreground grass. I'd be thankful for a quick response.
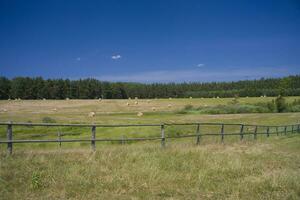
[1,135,300,199]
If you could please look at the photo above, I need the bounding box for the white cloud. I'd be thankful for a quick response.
[95,67,291,83]
[197,63,205,67]
[111,54,121,60]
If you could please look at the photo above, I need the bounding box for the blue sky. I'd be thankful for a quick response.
[0,0,300,82]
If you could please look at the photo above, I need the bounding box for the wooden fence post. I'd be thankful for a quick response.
[196,123,200,145]
[7,122,13,155]
[58,131,62,147]
[284,126,287,135]
[254,126,258,140]
[121,135,125,145]
[221,124,225,143]
[266,127,270,137]
[240,124,244,141]
[91,126,96,151]
[161,124,165,148]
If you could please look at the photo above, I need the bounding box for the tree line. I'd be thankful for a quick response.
[0,75,300,99]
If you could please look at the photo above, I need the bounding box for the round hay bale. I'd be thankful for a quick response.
[168,104,172,108]
[134,101,138,105]
[137,112,143,117]
[98,98,102,101]
[126,102,130,106]
[216,96,220,98]
[88,112,95,117]
[169,97,172,100]
[8,98,11,101]
[66,98,70,100]
[53,108,57,112]
[152,107,156,111]
[189,96,193,99]
[43,98,46,101]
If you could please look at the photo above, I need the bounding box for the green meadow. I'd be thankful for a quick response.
[0,97,300,199]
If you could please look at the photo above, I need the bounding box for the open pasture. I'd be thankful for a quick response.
[1,97,300,199]
[1,96,300,124]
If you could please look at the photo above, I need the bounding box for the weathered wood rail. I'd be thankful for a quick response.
[0,121,299,155]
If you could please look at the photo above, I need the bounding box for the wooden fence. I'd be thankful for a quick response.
[0,121,300,155]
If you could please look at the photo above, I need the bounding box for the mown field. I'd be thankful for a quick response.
[0,97,300,199]
[1,96,300,124]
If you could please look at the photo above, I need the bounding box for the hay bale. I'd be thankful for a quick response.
[52,108,57,112]
[128,97,131,100]
[135,97,138,100]
[88,112,95,117]
[168,104,172,108]
[126,102,130,106]
[8,98,11,101]
[216,96,220,98]
[134,101,138,105]
[66,98,70,100]
[189,96,193,99]
[137,112,143,117]
[169,97,172,100]
[152,107,156,111]
[43,98,46,101]
[98,98,102,101]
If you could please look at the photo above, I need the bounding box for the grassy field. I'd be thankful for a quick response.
[1,96,300,124]
[1,136,300,199]
[0,97,300,199]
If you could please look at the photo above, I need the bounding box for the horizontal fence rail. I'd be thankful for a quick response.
[0,121,300,155]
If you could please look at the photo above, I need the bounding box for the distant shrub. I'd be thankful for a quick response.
[267,101,276,112]
[275,96,287,113]
[42,117,56,123]
[176,97,300,115]
[291,99,300,106]
[289,105,300,112]
[184,104,194,110]
[175,110,188,114]
[198,104,270,114]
